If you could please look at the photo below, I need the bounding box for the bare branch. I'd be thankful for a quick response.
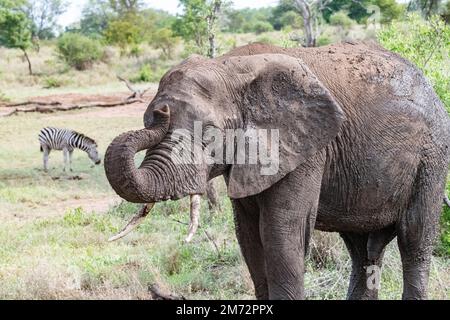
[117,75,151,102]
[117,75,136,93]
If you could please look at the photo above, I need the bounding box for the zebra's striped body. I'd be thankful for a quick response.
[39,127,101,172]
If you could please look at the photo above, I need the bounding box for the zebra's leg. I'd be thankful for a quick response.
[63,148,69,172]
[42,146,50,172]
[69,150,73,172]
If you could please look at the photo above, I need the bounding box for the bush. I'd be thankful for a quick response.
[57,33,103,70]
[151,28,180,59]
[43,76,64,89]
[254,21,274,34]
[279,11,303,30]
[437,202,450,256]
[0,90,10,103]
[129,45,142,57]
[329,11,356,29]
[131,64,152,83]
[317,34,332,46]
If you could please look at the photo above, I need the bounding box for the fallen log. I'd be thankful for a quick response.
[6,101,61,107]
[1,98,143,117]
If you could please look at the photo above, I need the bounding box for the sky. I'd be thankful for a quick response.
[58,0,280,27]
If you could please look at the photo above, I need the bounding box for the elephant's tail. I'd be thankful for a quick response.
[444,194,450,208]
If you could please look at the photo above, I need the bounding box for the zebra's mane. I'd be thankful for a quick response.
[73,131,97,146]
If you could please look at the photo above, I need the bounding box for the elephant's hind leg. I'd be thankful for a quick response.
[232,198,268,300]
[340,226,395,300]
[397,162,447,300]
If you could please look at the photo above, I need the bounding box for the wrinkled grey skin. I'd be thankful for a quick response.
[105,42,450,300]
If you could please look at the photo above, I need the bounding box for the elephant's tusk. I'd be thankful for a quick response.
[108,203,155,241]
[185,195,201,243]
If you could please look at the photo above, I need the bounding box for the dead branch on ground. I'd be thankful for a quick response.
[1,98,143,117]
[117,75,151,102]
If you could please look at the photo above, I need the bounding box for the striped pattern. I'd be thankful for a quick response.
[39,127,96,152]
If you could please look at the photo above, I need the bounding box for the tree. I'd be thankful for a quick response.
[292,0,317,46]
[103,0,154,55]
[108,0,143,15]
[173,0,230,56]
[79,0,113,37]
[206,0,222,58]
[104,14,143,53]
[23,0,67,40]
[408,0,442,19]
[442,0,450,23]
[151,27,179,59]
[0,0,33,74]
[270,1,297,29]
[320,0,403,23]
[172,0,209,50]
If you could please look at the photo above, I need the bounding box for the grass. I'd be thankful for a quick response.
[0,105,448,299]
[0,29,449,299]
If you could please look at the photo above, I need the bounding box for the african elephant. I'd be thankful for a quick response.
[104,42,450,300]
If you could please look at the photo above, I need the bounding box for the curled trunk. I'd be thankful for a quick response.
[104,105,206,203]
[104,106,171,203]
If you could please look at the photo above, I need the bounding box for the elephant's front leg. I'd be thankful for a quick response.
[232,198,268,299]
[258,157,325,300]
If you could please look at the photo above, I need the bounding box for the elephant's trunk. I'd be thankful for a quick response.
[104,106,171,203]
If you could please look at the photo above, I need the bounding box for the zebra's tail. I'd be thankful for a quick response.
[40,145,43,152]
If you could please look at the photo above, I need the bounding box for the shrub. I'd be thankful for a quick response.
[131,64,152,83]
[253,21,274,34]
[57,33,103,71]
[151,28,180,59]
[437,203,450,256]
[317,34,332,46]
[129,45,142,57]
[279,11,303,30]
[0,90,10,103]
[329,11,356,29]
[43,76,64,89]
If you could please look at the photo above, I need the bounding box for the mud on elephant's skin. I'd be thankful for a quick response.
[104,42,450,300]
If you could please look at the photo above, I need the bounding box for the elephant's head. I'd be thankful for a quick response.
[104,53,345,241]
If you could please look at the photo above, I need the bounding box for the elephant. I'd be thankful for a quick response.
[104,41,450,300]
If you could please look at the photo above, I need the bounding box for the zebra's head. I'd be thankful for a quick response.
[86,139,101,165]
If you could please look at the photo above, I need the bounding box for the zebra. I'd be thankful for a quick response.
[38,127,101,172]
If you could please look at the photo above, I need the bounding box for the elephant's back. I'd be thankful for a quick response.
[290,42,450,154]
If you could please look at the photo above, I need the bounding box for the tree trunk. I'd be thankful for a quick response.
[207,0,222,58]
[22,49,33,75]
[294,0,316,47]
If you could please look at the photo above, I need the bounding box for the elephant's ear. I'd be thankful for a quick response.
[226,54,345,199]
